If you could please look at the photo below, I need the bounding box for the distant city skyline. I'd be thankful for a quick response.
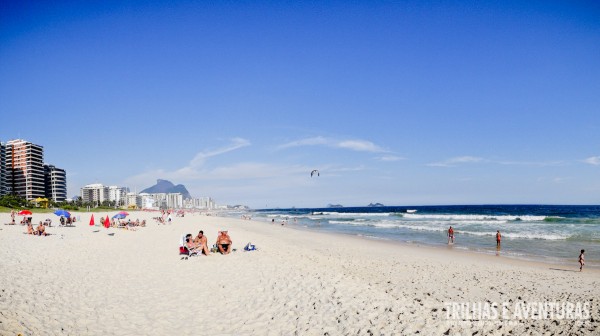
[1,1,599,208]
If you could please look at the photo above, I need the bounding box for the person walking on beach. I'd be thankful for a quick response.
[496,230,501,248]
[447,226,455,244]
[579,249,585,272]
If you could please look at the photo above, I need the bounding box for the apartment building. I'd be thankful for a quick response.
[44,164,67,202]
[5,139,46,200]
[80,183,109,205]
[0,142,6,196]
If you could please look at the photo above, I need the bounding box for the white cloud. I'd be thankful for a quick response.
[498,160,565,167]
[124,138,251,187]
[583,156,600,165]
[427,156,484,167]
[378,155,406,162]
[278,136,387,153]
[190,137,250,167]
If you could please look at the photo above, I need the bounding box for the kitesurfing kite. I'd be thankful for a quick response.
[311,169,320,177]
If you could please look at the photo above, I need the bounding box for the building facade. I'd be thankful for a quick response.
[108,186,128,206]
[0,142,6,197]
[5,139,46,200]
[44,164,67,202]
[80,183,109,205]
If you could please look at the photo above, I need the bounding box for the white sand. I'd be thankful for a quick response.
[1,211,598,335]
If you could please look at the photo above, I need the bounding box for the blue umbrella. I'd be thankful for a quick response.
[54,209,71,218]
[112,213,127,219]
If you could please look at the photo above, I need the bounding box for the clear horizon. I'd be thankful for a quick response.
[1,1,599,208]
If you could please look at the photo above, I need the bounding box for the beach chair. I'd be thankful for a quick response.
[179,234,198,259]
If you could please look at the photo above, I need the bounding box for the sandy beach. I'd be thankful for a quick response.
[1,211,598,335]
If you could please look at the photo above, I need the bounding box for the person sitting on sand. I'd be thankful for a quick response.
[185,234,201,253]
[26,222,35,235]
[193,230,210,255]
[37,222,47,236]
[216,231,232,254]
[579,249,585,272]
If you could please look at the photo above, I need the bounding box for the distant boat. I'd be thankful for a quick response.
[406,209,417,213]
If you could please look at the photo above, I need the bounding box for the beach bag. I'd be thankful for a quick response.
[244,242,256,251]
[179,246,189,255]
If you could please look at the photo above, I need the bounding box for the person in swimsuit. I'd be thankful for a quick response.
[216,231,232,254]
[496,230,501,248]
[37,222,47,236]
[448,226,455,244]
[579,249,585,272]
[194,230,210,255]
[26,222,35,235]
[185,234,200,254]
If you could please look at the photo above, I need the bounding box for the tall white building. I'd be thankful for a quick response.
[185,197,216,209]
[166,193,183,209]
[80,184,109,205]
[108,186,127,206]
[126,192,142,209]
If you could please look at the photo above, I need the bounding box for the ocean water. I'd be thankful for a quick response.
[244,205,600,267]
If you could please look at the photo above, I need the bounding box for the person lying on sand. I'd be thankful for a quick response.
[216,231,232,254]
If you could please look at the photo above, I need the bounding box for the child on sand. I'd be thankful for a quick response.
[579,249,585,272]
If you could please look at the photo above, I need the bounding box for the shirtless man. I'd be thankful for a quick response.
[26,222,35,234]
[37,222,47,236]
[194,230,210,255]
[216,231,232,254]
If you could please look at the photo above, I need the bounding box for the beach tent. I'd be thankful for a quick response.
[33,197,50,208]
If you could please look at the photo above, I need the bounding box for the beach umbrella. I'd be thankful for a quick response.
[104,215,110,229]
[89,214,95,226]
[112,213,126,219]
[54,209,71,218]
[118,211,129,216]
[18,210,32,216]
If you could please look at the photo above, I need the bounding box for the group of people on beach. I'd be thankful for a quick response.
[447,226,586,271]
[446,226,503,246]
[183,230,233,256]
[26,221,49,236]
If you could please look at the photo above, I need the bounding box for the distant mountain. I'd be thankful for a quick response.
[327,204,344,208]
[367,203,385,207]
[141,179,192,199]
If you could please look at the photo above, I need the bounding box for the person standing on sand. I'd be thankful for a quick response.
[448,226,455,244]
[579,249,585,272]
[496,230,501,248]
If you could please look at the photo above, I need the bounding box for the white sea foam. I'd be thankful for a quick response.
[402,214,546,221]
[321,212,392,217]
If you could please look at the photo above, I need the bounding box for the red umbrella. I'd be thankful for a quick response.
[89,214,95,226]
[104,215,110,229]
[118,211,129,216]
[18,210,32,216]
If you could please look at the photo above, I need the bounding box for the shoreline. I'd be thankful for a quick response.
[256,218,600,273]
[1,211,599,335]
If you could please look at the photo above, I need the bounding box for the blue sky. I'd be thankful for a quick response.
[1,1,599,208]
